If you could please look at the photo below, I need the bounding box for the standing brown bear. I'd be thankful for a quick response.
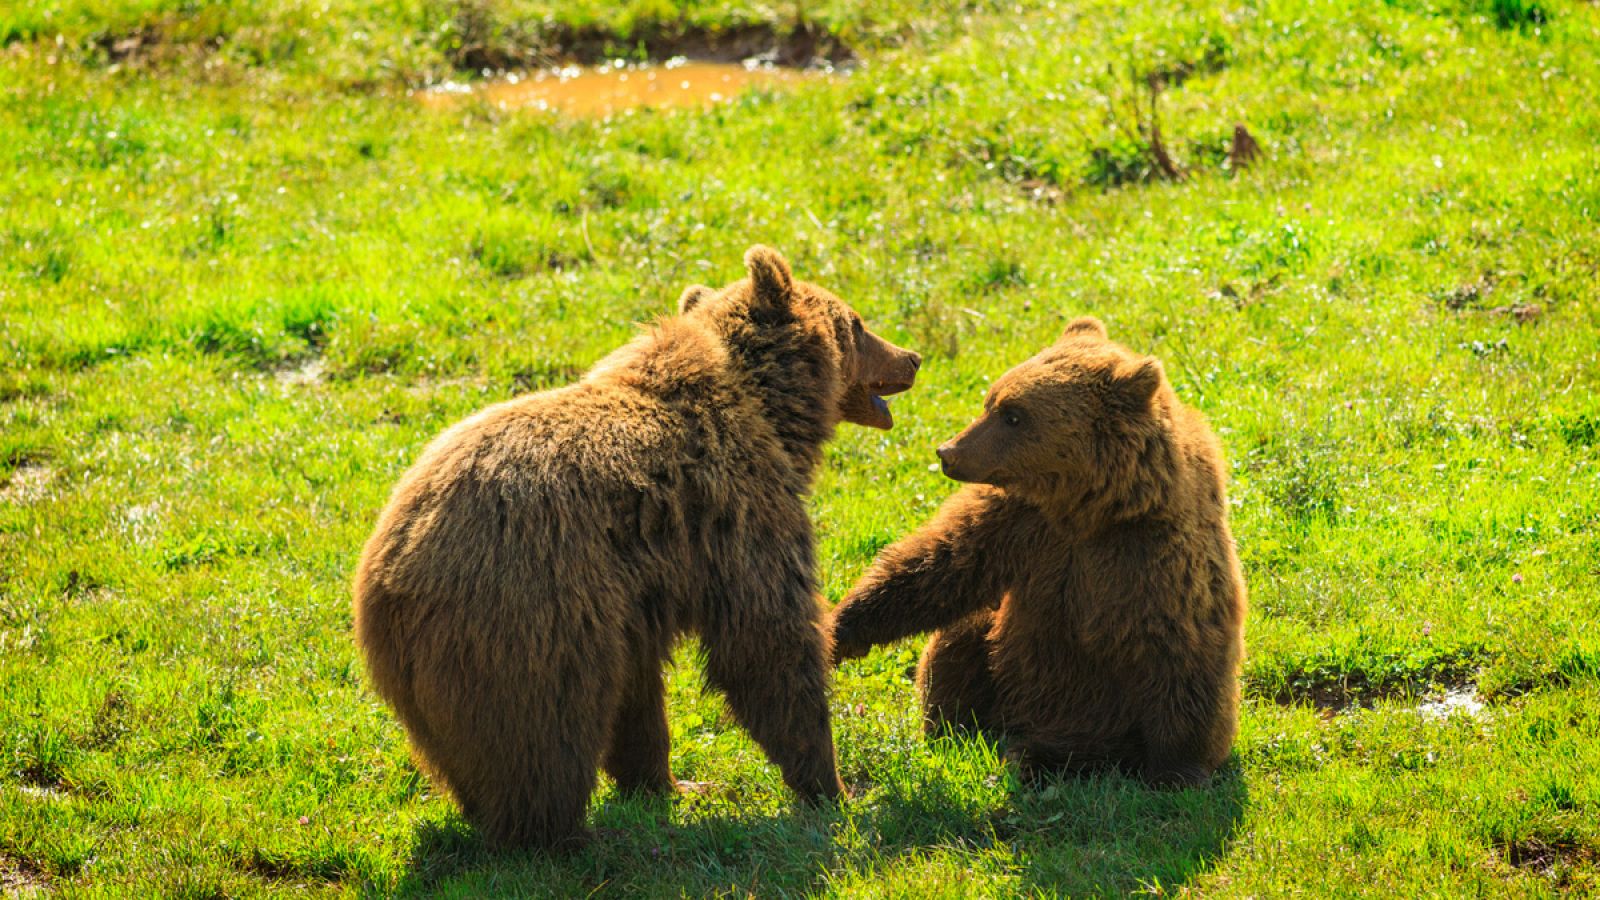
[354,246,920,849]
[829,316,1244,787]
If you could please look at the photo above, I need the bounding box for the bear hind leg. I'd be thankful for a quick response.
[1137,672,1232,789]
[603,653,675,796]
[466,754,598,852]
[410,629,624,851]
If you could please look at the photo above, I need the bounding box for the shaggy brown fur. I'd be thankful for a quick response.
[829,317,1245,787]
[354,246,920,849]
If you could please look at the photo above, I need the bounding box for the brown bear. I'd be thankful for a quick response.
[353,246,921,849]
[828,316,1244,787]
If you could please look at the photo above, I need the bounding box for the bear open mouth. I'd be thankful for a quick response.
[854,379,914,430]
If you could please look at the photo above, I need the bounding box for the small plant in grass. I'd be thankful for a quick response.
[1483,0,1550,31]
[1079,60,1187,187]
[15,727,75,790]
[436,0,548,72]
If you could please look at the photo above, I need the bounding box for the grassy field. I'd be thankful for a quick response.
[3,0,1599,895]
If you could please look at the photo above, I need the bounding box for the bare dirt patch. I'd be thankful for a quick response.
[1415,686,1487,721]
[1496,836,1598,886]
[274,356,325,387]
[90,22,227,67]
[405,374,492,398]
[84,691,132,751]
[121,501,164,546]
[0,854,49,896]
[1256,648,1486,713]
[1436,272,1499,310]
[1016,178,1066,205]
[15,757,70,796]
[1490,303,1542,324]
[1432,271,1542,324]
[0,464,54,505]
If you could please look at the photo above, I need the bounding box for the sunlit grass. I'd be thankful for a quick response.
[2,0,1598,894]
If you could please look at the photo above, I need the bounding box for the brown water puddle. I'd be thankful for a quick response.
[417,60,820,116]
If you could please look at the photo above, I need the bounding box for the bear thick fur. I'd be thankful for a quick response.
[354,246,920,848]
[829,317,1244,787]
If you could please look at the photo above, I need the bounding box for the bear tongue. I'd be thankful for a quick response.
[867,394,893,430]
[840,383,895,430]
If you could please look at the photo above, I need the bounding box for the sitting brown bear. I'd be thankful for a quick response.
[829,317,1245,787]
[353,246,920,849]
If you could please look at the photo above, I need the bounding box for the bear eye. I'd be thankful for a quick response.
[1001,408,1023,428]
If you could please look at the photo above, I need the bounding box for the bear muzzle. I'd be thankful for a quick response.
[842,338,920,430]
[935,427,1006,485]
[936,441,975,482]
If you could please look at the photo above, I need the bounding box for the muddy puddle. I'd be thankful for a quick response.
[417,58,825,116]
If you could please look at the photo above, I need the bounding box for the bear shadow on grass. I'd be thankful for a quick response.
[846,732,1248,896]
[1003,759,1249,895]
[389,741,1247,896]
[389,791,850,897]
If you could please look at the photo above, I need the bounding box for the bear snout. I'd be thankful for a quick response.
[936,438,997,484]
[936,442,967,480]
[872,346,920,395]
[892,351,922,389]
[857,330,920,394]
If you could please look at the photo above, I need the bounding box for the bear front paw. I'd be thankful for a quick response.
[1004,748,1047,786]
[800,774,848,805]
[828,631,870,666]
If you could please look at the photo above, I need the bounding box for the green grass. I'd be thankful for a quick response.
[3,0,1599,894]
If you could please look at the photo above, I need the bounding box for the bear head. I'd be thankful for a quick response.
[935,316,1169,500]
[678,246,921,430]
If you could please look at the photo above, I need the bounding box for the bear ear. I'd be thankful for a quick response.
[678,284,714,314]
[1117,356,1164,403]
[743,245,794,313]
[1060,316,1108,341]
